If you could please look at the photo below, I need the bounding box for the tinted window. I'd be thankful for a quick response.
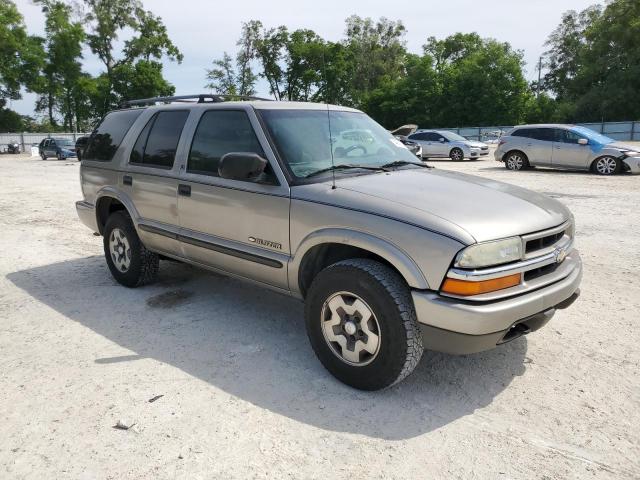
[130,110,189,168]
[530,128,554,142]
[188,110,266,179]
[512,128,531,138]
[84,109,144,162]
[428,132,444,141]
[409,132,429,141]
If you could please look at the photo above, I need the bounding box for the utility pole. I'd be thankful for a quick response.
[537,56,543,99]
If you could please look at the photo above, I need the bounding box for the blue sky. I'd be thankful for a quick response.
[9,0,597,117]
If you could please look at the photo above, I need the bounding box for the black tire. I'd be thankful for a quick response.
[591,156,620,175]
[450,147,464,161]
[41,153,46,160]
[103,211,159,288]
[305,259,424,390]
[56,152,63,160]
[504,150,529,170]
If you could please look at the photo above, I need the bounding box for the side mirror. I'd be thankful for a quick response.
[439,137,445,143]
[218,152,267,181]
[578,138,588,145]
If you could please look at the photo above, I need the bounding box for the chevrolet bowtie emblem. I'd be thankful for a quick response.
[554,248,567,264]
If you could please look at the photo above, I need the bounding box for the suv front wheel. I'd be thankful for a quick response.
[305,259,424,390]
[103,211,159,287]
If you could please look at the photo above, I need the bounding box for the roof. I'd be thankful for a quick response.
[513,124,577,129]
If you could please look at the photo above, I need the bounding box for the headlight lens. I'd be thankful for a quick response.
[623,150,640,157]
[454,237,522,268]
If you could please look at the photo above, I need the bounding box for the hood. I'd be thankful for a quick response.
[294,169,571,244]
[465,140,488,148]
[390,124,418,136]
[608,142,640,152]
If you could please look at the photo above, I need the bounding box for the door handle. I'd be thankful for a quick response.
[178,184,191,197]
[123,175,132,186]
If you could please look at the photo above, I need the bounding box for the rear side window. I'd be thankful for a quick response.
[84,109,144,162]
[187,110,265,177]
[129,110,189,168]
[512,128,531,138]
[530,128,554,142]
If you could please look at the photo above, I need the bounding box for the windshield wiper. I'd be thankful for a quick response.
[381,160,433,169]
[305,164,388,178]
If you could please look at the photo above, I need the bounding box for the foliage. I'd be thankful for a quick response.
[543,0,640,122]
[0,0,44,102]
[83,0,182,114]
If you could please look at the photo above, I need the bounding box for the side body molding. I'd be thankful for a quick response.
[288,228,430,297]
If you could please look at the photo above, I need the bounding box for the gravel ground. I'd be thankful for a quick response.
[1,150,639,479]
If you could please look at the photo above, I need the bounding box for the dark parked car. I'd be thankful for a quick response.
[75,136,89,160]
[38,137,78,160]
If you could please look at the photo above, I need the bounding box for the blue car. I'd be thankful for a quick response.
[38,137,78,160]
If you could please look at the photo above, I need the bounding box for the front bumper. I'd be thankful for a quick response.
[622,155,640,174]
[412,251,582,354]
[470,149,489,158]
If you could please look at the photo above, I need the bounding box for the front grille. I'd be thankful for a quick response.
[524,262,559,281]
[480,146,489,151]
[525,231,564,254]
[522,222,573,259]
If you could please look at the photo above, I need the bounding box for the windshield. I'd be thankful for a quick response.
[259,109,419,180]
[55,139,75,147]
[572,126,614,145]
[441,131,468,142]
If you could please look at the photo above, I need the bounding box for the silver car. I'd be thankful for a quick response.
[495,124,640,175]
[76,96,582,390]
[408,129,490,161]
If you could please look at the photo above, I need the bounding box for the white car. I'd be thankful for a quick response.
[407,129,490,161]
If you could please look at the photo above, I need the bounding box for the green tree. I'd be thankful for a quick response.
[424,33,529,126]
[0,0,44,103]
[111,60,174,101]
[544,0,640,122]
[343,15,407,105]
[83,0,182,112]
[33,0,85,130]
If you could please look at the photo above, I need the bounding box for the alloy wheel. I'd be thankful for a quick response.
[595,157,617,175]
[109,228,132,272]
[320,291,381,366]
[450,149,463,161]
[507,154,524,170]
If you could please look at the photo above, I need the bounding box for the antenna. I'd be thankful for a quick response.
[321,48,336,190]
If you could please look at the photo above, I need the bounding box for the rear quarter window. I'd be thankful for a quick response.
[83,109,144,162]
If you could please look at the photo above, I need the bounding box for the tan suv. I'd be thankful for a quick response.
[76,95,582,390]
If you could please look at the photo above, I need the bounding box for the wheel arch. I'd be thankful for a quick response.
[290,228,429,298]
[502,149,528,162]
[94,187,139,235]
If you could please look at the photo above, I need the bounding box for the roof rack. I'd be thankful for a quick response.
[120,94,273,108]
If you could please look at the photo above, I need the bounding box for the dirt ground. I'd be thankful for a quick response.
[1,150,639,479]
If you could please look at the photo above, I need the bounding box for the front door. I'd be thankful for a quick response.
[552,128,591,169]
[45,139,57,157]
[177,108,290,290]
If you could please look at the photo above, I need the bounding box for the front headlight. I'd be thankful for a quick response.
[454,237,522,268]
[623,150,640,157]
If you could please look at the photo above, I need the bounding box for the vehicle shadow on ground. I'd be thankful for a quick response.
[7,256,528,440]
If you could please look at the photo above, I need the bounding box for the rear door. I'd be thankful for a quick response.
[126,109,190,256]
[176,108,290,290]
[552,128,591,169]
[46,139,57,157]
[526,128,554,166]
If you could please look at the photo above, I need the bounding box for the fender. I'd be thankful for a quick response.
[94,186,141,233]
[288,227,430,297]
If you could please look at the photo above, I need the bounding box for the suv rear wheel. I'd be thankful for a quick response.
[305,259,424,390]
[103,211,159,287]
[505,151,529,170]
